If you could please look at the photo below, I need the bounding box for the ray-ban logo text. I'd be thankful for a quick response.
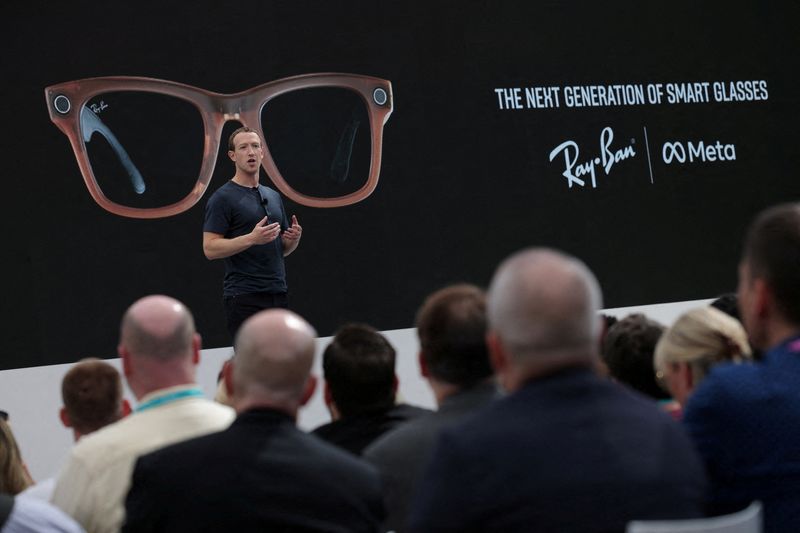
[548,127,636,188]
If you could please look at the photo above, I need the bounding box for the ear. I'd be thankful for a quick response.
[119,345,132,377]
[418,351,430,378]
[323,381,333,407]
[669,362,694,405]
[598,315,609,346]
[223,359,235,397]
[487,330,515,391]
[121,399,132,418]
[191,334,202,365]
[59,407,72,429]
[392,374,399,394]
[486,331,510,375]
[753,278,771,319]
[300,375,318,407]
[228,149,236,161]
[682,362,694,390]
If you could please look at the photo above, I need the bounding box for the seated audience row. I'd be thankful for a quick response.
[408,249,707,532]
[602,306,752,420]
[7,201,799,533]
[123,309,384,532]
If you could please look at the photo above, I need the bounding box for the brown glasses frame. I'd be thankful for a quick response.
[45,73,394,218]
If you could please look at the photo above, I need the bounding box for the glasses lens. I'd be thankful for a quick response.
[81,92,204,209]
[261,87,372,199]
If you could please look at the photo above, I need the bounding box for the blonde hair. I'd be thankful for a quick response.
[0,419,32,494]
[654,306,752,386]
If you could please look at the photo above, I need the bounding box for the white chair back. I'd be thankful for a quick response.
[626,501,762,533]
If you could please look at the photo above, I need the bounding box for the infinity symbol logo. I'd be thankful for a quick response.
[662,142,686,164]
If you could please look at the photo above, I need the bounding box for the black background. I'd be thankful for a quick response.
[2,1,798,369]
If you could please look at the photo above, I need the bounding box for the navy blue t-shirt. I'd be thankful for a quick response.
[203,181,289,297]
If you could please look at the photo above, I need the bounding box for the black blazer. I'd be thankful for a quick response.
[123,408,384,533]
[409,367,708,533]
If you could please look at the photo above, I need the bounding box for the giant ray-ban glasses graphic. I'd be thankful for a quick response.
[45,74,394,218]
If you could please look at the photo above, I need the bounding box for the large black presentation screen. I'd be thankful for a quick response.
[2,1,797,369]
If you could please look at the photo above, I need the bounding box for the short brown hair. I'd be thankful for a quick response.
[62,358,124,435]
[228,126,260,151]
[416,284,492,387]
[743,203,800,324]
[602,313,667,400]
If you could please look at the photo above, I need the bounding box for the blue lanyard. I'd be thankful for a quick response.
[135,388,205,413]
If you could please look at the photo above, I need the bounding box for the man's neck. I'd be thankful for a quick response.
[134,380,197,402]
[512,357,594,392]
[235,398,298,420]
[427,378,462,407]
[766,322,800,351]
[232,173,259,188]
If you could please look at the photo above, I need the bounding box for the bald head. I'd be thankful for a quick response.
[488,248,602,368]
[233,309,317,409]
[120,295,196,360]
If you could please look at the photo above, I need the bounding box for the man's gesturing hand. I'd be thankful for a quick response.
[282,215,302,243]
[249,216,282,245]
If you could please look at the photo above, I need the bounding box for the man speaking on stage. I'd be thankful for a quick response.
[203,126,303,339]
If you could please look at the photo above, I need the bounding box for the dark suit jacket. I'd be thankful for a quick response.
[684,334,800,533]
[312,403,431,455]
[364,381,499,532]
[123,408,384,533]
[409,367,707,533]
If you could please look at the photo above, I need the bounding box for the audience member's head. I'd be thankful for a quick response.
[710,292,741,322]
[214,354,235,407]
[118,295,201,400]
[416,284,493,398]
[323,324,397,419]
[486,248,602,391]
[738,202,800,350]
[0,419,32,495]
[60,358,130,441]
[601,314,618,332]
[594,314,619,376]
[710,292,763,360]
[655,306,752,406]
[230,309,317,416]
[602,313,668,400]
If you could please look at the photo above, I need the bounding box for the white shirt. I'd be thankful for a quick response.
[17,477,55,502]
[2,497,84,533]
[51,385,234,533]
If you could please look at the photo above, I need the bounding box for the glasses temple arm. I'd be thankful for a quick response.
[80,106,147,194]
[329,109,361,185]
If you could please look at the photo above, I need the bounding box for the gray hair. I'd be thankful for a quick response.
[488,248,602,363]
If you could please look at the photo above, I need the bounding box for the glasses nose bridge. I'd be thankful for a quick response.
[215,93,256,128]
